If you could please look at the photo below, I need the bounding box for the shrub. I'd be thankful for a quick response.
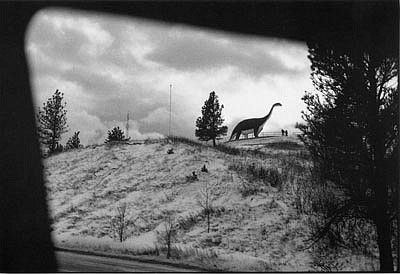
[65,131,81,150]
[105,126,130,143]
[229,162,283,195]
[53,143,64,153]
[186,171,199,182]
[177,212,199,231]
[239,180,260,197]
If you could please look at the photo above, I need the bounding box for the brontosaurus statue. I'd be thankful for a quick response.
[229,103,282,141]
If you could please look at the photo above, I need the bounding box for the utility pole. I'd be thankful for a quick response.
[169,84,172,137]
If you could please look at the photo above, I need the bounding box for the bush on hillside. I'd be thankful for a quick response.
[229,162,283,196]
[53,143,64,153]
[105,126,130,144]
[65,131,81,150]
[186,171,199,182]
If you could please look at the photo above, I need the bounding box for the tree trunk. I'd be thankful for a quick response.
[376,214,394,272]
[373,147,394,272]
[397,162,400,272]
[372,136,394,271]
[367,56,394,272]
[212,138,216,147]
[167,238,171,259]
[207,213,210,233]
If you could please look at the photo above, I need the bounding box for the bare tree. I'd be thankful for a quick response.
[197,181,217,233]
[110,202,132,242]
[157,210,178,259]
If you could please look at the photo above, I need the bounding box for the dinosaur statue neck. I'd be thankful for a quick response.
[261,104,277,122]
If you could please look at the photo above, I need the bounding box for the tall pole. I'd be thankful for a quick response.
[169,84,172,137]
[397,74,400,273]
[126,112,129,139]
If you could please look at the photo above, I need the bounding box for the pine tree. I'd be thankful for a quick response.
[105,126,130,143]
[65,131,81,150]
[195,91,228,146]
[298,42,398,271]
[36,89,68,154]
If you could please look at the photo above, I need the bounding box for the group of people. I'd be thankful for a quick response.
[281,129,289,136]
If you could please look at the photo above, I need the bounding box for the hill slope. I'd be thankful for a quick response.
[44,138,313,271]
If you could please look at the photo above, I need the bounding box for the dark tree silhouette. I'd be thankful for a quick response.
[65,131,81,150]
[105,126,129,143]
[36,89,68,154]
[195,91,228,146]
[298,41,398,271]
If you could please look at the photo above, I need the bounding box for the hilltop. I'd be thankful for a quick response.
[43,136,375,271]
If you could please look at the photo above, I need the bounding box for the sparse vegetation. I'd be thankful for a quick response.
[262,140,304,150]
[44,134,382,271]
[109,202,132,242]
[157,210,178,259]
[229,162,283,195]
[197,181,217,233]
[168,136,205,148]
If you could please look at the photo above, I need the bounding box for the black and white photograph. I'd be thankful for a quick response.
[1,1,398,272]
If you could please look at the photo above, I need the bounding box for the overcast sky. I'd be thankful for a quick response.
[26,8,313,145]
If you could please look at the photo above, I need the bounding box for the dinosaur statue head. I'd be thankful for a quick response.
[273,102,282,108]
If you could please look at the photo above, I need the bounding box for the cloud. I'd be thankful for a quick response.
[65,110,108,145]
[146,28,304,78]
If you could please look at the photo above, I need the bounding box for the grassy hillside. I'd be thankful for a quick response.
[43,137,377,271]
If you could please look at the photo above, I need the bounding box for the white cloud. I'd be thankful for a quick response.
[66,110,108,145]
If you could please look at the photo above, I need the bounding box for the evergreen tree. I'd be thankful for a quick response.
[36,89,68,154]
[65,131,81,150]
[105,126,129,143]
[195,91,228,146]
[298,41,398,271]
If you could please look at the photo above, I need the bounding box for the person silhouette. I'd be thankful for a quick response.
[285,130,288,136]
[281,129,285,136]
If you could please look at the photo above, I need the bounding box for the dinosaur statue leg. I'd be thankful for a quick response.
[254,128,259,138]
[235,131,241,140]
